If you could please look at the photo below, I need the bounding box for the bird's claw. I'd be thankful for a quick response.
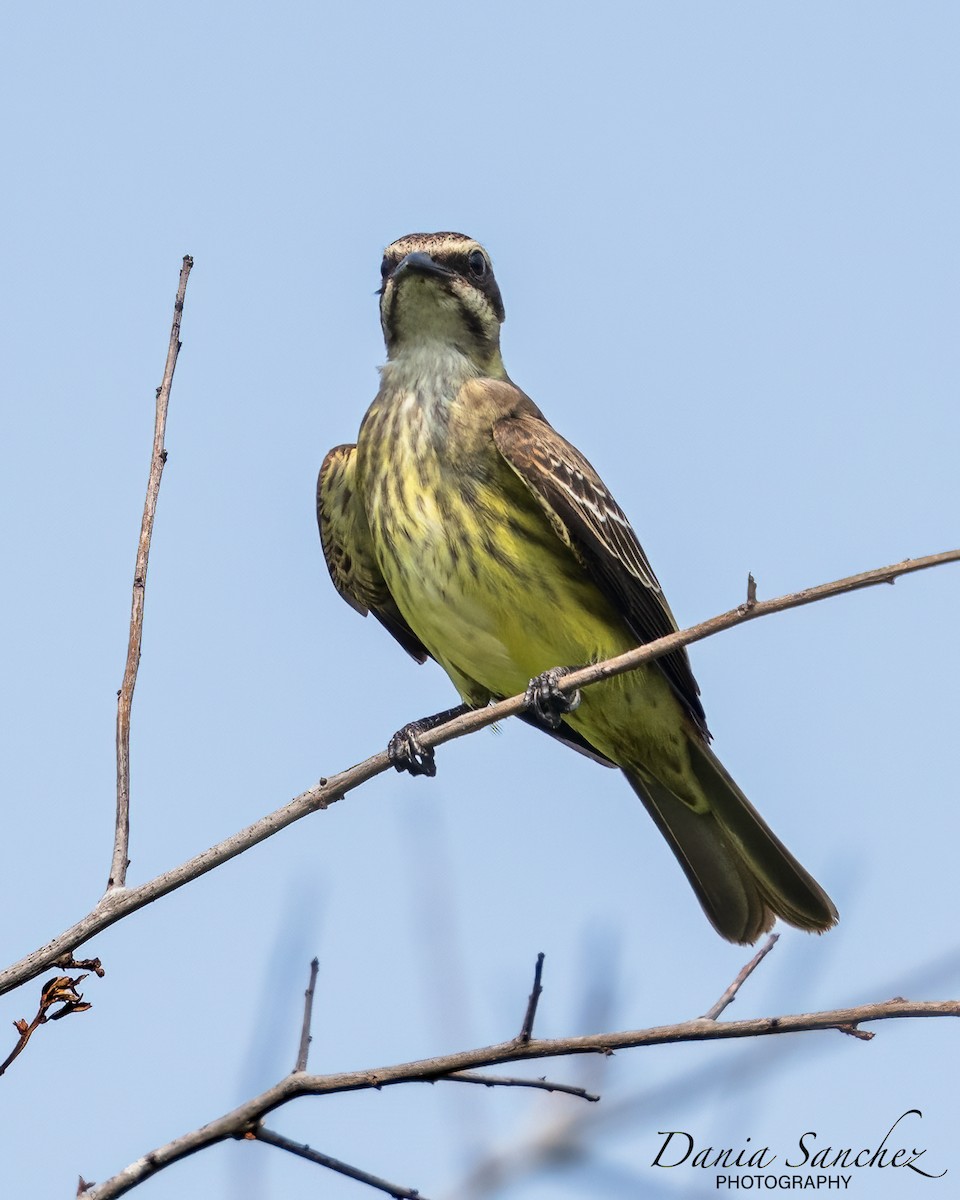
[388,722,438,777]
[524,667,581,729]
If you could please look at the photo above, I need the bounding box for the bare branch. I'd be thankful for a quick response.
[701,933,779,1020]
[82,994,960,1197]
[447,1071,599,1101]
[2,548,957,999]
[518,952,545,1042]
[110,255,194,891]
[256,1127,428,1199]
[294,957,320,1072]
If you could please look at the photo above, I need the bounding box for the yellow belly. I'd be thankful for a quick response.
[369,466,685,775]
[357,381,694,793]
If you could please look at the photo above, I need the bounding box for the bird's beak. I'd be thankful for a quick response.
[391,251,453,282]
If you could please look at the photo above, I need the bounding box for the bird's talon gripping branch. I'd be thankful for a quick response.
[388,723,437,778]
[385,704,471,778]
[524,667,581,729]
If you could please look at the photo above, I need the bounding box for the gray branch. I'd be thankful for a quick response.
[111,255,193,891]
[83,995,960,1198]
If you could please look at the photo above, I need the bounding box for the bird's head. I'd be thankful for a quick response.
[378,232,506,376]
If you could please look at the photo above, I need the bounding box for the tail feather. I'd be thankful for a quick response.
[624,739,838,945]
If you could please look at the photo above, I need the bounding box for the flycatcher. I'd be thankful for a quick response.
[317,232,837,944]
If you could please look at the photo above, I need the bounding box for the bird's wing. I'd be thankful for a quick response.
[492,410,709,735]
[317,443,430,663]
[318,441,617,765]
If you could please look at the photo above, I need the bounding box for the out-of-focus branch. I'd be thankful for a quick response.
[1,548,957,1000]
[446,1071,599,1102]
[83,990,960,1198]
[294,957,319,1072]
[110,255,193,891]
[254,1128,429,1200]
[518,952,545,1042]
[448,941,960,1199]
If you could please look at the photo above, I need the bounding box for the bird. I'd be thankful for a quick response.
[317,231,838,944]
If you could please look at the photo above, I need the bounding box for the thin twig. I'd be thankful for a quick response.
[255,1127,427,1199]
[82,995,960,1198]
[110,255,194,891]
[294,957,320,1072]
[518,953,545,1042]
[0,974,92,1076]
[2,549,957,999]
[447,1070,599,1101]
[701,933,779,1020]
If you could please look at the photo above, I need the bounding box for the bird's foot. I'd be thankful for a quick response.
[524,667,581,729]
[387,704,471,778]
[388,722,437,777]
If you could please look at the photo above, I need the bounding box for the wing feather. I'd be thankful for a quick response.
[317,444,430,663]
[492,413,709,735]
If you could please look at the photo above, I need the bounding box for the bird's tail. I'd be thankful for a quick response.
[624,738,838,945]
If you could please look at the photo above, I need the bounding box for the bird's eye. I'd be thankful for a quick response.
[467,249,487,278]
[380,255,392,280]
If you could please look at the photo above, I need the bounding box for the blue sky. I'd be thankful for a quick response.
[1,3,958,1197]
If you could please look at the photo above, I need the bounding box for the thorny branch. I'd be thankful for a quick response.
[2,548,957,1002]
[111,255,193,891]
